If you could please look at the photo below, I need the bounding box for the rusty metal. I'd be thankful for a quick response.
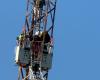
[15,0,57,80]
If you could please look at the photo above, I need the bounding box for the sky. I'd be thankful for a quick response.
[0,0,100,80]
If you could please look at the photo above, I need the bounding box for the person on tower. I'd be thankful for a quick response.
[34,0,45,9]
[33,0,46,22]
[31,31,42,60]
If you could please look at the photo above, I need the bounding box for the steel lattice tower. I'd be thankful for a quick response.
[15,0,57,80]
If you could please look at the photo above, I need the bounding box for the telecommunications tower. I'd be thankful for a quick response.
[15,0,57,80]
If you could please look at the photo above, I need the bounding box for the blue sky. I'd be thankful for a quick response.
[0,0,100,80]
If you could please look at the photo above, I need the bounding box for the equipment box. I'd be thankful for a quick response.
[15,46,30,65]
[41,53,53,69]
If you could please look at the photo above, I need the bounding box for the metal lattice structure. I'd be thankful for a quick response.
[15,0,57,80]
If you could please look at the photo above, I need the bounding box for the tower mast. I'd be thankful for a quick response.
[15,0,57,80]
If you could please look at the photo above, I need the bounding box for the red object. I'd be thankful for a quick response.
[32,42,41,58]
